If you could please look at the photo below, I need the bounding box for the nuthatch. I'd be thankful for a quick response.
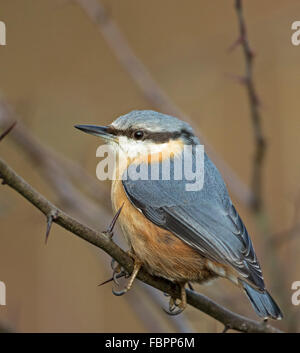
[75,110,282,319]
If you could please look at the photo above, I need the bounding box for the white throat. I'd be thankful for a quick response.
[114,136,168,160]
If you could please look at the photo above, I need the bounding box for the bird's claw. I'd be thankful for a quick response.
[111,255,142,297]
[113,268,122,286]
[163,307,185,316]
[103,229,114,239]
[163,297,185,316]
[111,258,115,270]
[112,287,128,296]
[162,283,187,316]
[111,259,129,286]
[111,264,131,296]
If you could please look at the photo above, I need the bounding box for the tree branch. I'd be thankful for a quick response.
[232,2,290,326]
[0,157,282,333]
[0,101,193,333]
[233,0,266,211]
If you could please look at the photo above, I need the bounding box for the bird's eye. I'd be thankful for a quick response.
[133,131,144,140]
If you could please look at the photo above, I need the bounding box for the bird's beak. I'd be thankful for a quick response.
[74,124,116,142]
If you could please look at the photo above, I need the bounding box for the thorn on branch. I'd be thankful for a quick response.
[98,271,126,287]
[98,276,114,287]
[103,203,124,239]
[0,121,17,142]
[45,210,58,244]
[228,35,245,52]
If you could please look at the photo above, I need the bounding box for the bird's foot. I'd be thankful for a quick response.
[102,203,124,239]
[163,283,187,316]
[112,252,142,296]
[111,259,129,286]
[97,258,128,287]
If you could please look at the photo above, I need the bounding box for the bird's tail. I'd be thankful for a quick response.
[240,280,283,320]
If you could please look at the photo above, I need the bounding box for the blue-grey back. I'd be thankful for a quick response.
[123,148,264,289]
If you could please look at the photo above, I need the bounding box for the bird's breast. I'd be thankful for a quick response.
[111,177,218,283]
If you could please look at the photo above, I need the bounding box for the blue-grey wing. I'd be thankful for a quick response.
[122,152,265,290]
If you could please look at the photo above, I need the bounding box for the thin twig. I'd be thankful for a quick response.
[232,1,292,329]
[0,158,282,333]
[233,0,266,211]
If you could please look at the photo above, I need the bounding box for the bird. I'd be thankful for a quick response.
[75,110,283,320]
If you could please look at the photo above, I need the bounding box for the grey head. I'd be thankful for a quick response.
[111,110,197,144]
[75,110,198,145]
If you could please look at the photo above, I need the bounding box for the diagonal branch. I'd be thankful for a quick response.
[0,157,282,333]
[0,102,193,333]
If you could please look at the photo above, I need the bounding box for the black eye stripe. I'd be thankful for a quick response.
[106,126,193,143]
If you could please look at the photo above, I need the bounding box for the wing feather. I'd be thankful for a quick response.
[123,151,265,289]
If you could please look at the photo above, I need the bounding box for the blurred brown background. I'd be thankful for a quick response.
[0,0,299,332]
